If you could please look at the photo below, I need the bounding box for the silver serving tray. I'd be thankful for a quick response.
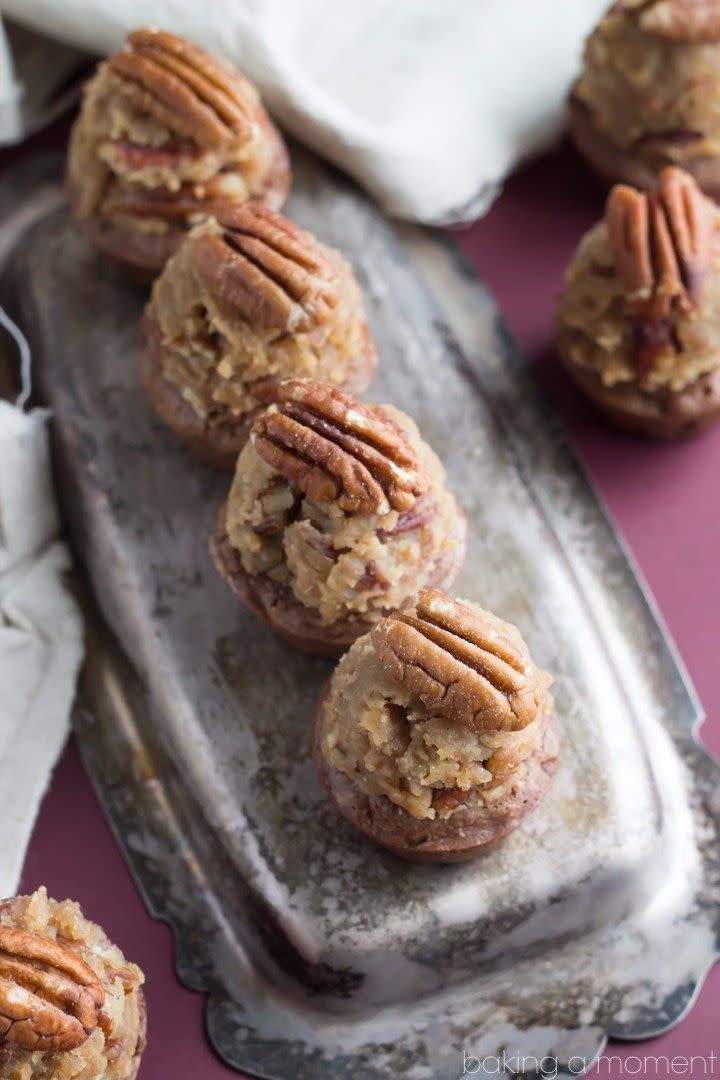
[3,152,719,1080]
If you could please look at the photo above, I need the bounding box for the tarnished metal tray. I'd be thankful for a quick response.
[3,151,720,1079]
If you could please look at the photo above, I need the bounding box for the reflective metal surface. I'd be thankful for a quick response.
[3,151,719,1079]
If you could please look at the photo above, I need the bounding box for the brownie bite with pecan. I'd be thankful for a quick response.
[140,205,378,467]
[211,379,467,657]
[557,166,720,438]
[67,27,290,277]
[313,590,559,862]
[0,887,146,1080]
[569,1,720,194]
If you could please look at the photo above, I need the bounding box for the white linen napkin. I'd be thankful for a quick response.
[0,316,84,897]
[0,0,608,223]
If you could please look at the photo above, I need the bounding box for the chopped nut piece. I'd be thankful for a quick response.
[431,786,468,814]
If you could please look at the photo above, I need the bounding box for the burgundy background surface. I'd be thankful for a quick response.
[11,134,720,1078]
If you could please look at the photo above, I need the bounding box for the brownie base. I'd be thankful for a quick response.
[139,312,379,470]
[313,698,560,863]
[210,499,468,658]
[557,328,720,439]
[567,92,720,197]
[66,113,292,281]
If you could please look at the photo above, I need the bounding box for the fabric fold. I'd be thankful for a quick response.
[0,0,608,222]
[0,398,84,896]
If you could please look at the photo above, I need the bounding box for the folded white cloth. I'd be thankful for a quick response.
[0,19,87,144]
[0,0,608,222]
[0,322,84,897]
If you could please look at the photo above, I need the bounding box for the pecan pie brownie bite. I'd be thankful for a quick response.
[211,379,467,657]
[569,0,720,194]
[66,27,290,277]
[140,204,378,467]
[313,590,559,862]
[0,887,146,1079]
[557,166,720,438]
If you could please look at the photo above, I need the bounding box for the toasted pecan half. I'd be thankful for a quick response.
[0,926,106,1053]
[193,205,342,332]
[108,27,258,149]
[371,590,544,733]
[250,378,427,515]
[606,167,713,367]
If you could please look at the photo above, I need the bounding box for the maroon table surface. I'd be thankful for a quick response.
[14,139,720,1079]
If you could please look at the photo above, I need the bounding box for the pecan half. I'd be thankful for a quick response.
[606,167,713,368]
[108,28,257,149]
[358,559,391,590]
[251,379,427,515]
[618,0,720,42]
[377,496,437,537]
[0,927,105,1053]
[371,590,544,732]
[193,205,342,331]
